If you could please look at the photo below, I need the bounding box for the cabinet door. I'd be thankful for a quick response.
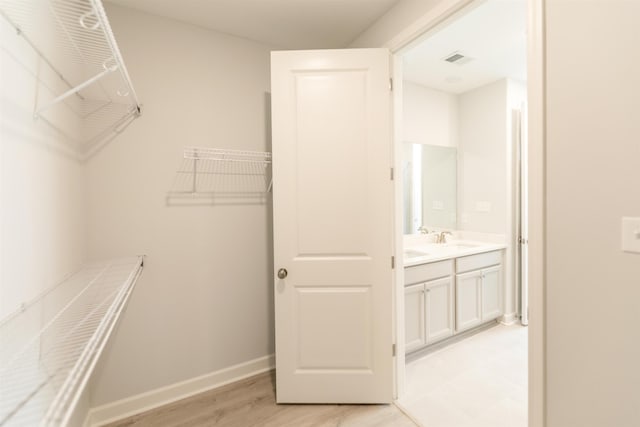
[425,277,454,344]
[455,271,482,332]
[404,284,426,353]
[481,265,502,321]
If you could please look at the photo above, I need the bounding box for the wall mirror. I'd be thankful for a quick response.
[403,143,457,234]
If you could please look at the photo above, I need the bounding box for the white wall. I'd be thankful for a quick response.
[456,78,525,318]
[0,12,88,424]
[349,0,444,48]
[457,79,507,233]
[403,81,458,147]
[545,2,640,426]
[0,7,86,320]
[87,4,275,407]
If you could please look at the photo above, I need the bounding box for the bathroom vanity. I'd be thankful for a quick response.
[403,241,506,354]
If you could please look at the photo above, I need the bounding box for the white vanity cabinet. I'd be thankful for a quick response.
[404,283,426,352]
[481,266,502,320]
[455,251,503,333]
[424,276,454,343]
[404,260,454,353]
[455,270,482,332]
[404,248,504,354]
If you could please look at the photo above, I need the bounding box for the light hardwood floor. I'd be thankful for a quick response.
[104,371,418,427]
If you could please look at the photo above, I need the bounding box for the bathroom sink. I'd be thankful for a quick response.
[408,242,481,255]
[404,241,487,260]
[444,243,480,250]
[404,249,430,258]
[439,245,470,252]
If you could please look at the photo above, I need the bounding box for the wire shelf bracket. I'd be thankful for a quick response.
[0,256,145,427]
[169,147,273,200]
[0,0,143,150]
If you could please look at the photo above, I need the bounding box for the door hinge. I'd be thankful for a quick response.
[389,78,393,91]
[391,256,395,269]
[390,167,394,180]
[392,343,397,357]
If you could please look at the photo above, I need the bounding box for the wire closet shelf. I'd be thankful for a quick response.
[0,0,142,151]
[170,147,273,197]
[0,256,144,427]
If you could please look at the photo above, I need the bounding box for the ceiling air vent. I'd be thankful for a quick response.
[444,52,473,65]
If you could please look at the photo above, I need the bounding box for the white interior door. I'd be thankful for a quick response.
[271,48,393,403]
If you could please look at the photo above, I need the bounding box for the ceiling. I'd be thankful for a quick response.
[106,0,402,49]
[403,0,527,94]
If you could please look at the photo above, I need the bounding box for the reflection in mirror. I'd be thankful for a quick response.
[403,143,457,234]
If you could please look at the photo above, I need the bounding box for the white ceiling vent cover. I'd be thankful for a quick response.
[444,52,474,66]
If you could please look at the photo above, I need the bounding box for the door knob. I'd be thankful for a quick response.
[277,268,288,279]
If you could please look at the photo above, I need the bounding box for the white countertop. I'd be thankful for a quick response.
[403,240,507,267]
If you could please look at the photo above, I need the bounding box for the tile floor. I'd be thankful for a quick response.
[397,324,527,427]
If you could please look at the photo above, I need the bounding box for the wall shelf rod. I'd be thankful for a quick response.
[34,63,119,118]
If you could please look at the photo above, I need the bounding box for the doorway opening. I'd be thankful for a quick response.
[393,1,530,425]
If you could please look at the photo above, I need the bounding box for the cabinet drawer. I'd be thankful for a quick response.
[405,260,452,285]
[456,250,502,273]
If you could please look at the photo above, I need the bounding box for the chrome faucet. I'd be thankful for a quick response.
[417,226,430,234]
[437,231,453,244]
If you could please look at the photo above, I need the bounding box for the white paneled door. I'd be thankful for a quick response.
[271,49,393,403]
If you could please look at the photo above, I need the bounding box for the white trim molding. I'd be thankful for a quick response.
[389,0,480,403]
[499,312,519,326]
[392,53,406,401]
[393,399,424,427]
[527,0,546,426]
[386,1,547,425]
[384,0,476,53]
[85,354,275,427]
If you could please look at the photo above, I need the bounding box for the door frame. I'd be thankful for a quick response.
[386,1,546,425]
[514,105,530,327]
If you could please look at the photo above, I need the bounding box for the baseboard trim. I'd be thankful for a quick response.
[405,321,498,364]
[86,354,275,427]
[499,312,518,325]
[393,400,424,427]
